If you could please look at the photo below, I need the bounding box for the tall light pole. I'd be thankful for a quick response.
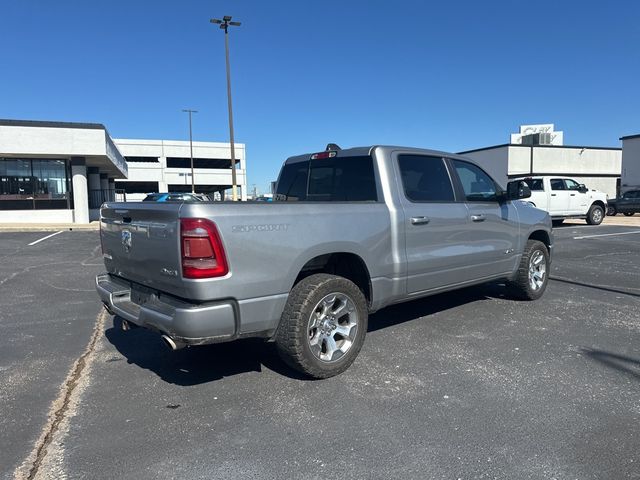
[210,15,241,201]
[182,109,198,193]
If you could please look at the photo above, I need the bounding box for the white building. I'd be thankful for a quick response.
[0,119,248,224]
[620,134,640,193]
[114,138,247,201]
[0,119,127,224]
[460,125,622,198]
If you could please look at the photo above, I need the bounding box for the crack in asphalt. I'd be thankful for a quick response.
[0,247,102,288]
[14,310,107,480]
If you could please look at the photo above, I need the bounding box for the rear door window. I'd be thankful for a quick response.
[550,179,565,190]
[397,155,455,202]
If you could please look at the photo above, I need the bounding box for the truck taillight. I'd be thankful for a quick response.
[180,218,229,279]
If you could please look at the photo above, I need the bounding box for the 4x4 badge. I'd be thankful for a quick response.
[121,230,132,253]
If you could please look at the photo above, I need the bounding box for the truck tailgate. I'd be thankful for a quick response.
[100,202,187,298]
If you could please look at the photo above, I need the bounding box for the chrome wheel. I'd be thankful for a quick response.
[591,207,603,224]
[528,250,546,291]
[307,292,358,362]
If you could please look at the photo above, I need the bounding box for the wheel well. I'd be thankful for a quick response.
[294,253,372,305]
[529,230,551,252]
[591,200,605,210]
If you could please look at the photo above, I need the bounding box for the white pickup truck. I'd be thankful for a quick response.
[518,176,608,225]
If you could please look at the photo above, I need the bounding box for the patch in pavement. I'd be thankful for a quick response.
[14,310,108,480]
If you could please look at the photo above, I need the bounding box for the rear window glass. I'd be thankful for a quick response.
[275,156,377,202]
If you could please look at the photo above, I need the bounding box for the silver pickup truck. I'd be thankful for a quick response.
[96,145,553,378]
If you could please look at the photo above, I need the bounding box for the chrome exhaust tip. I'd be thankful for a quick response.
[161,334,186,351]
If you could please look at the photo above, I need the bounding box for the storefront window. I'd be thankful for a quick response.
[0,158,70,210]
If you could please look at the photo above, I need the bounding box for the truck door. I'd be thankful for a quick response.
[449,159,520,278]
[394,153,475,294]
[549,178,571,215]
[565,178,588,214]
[619,190,639,214]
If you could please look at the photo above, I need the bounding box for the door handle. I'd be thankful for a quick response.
[410,216,430,225]
[551,194,557,196]
[470,214,485,222]
[570,194,576,196]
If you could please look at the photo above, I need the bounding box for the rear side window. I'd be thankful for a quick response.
[275,156,377,202]
[452,160,498,202]
[398,155,455,202]
[550,179,565,190]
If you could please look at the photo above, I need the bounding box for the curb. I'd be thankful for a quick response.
[0,224,100,232]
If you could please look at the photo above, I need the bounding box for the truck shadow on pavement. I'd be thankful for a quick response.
[104,284,501,385]
[580,348,640,381]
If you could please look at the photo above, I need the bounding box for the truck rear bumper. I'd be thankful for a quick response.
[96,273,237,345]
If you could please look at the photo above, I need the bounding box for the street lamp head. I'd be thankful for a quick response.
[210,16,240,29]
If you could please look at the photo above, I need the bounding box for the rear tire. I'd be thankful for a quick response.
[275,273,368,379]
[606,206,617,216]
[507,240,549,301]
[586,204,604,225]
[623,212,635,217]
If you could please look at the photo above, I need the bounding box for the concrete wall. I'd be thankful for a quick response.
[621,136,640,191]
[0,125,106,157]
[531,146,621,175]
[0,124,127,178]
[508,146,533,177]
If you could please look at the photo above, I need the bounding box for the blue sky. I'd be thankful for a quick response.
[2,0,639,192]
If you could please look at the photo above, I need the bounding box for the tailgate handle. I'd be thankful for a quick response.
[410,216,430,225]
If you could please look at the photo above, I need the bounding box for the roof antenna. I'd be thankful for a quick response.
[326,143,341,151]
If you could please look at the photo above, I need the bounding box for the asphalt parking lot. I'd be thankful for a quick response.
[2,225,639,480]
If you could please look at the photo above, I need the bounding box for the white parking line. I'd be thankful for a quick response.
[28,231,64,246]
[573,230,640,240]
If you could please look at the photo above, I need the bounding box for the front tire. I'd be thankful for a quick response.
[586,204,604,225]
[623,212,635,217]
[507,239,549,301]
[275,273,368,379]
[607,205,617,216]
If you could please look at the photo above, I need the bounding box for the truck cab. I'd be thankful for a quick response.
[519,176,608,225]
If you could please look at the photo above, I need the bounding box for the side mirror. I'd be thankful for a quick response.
[578,184,588,194]
[506,180,531,200]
